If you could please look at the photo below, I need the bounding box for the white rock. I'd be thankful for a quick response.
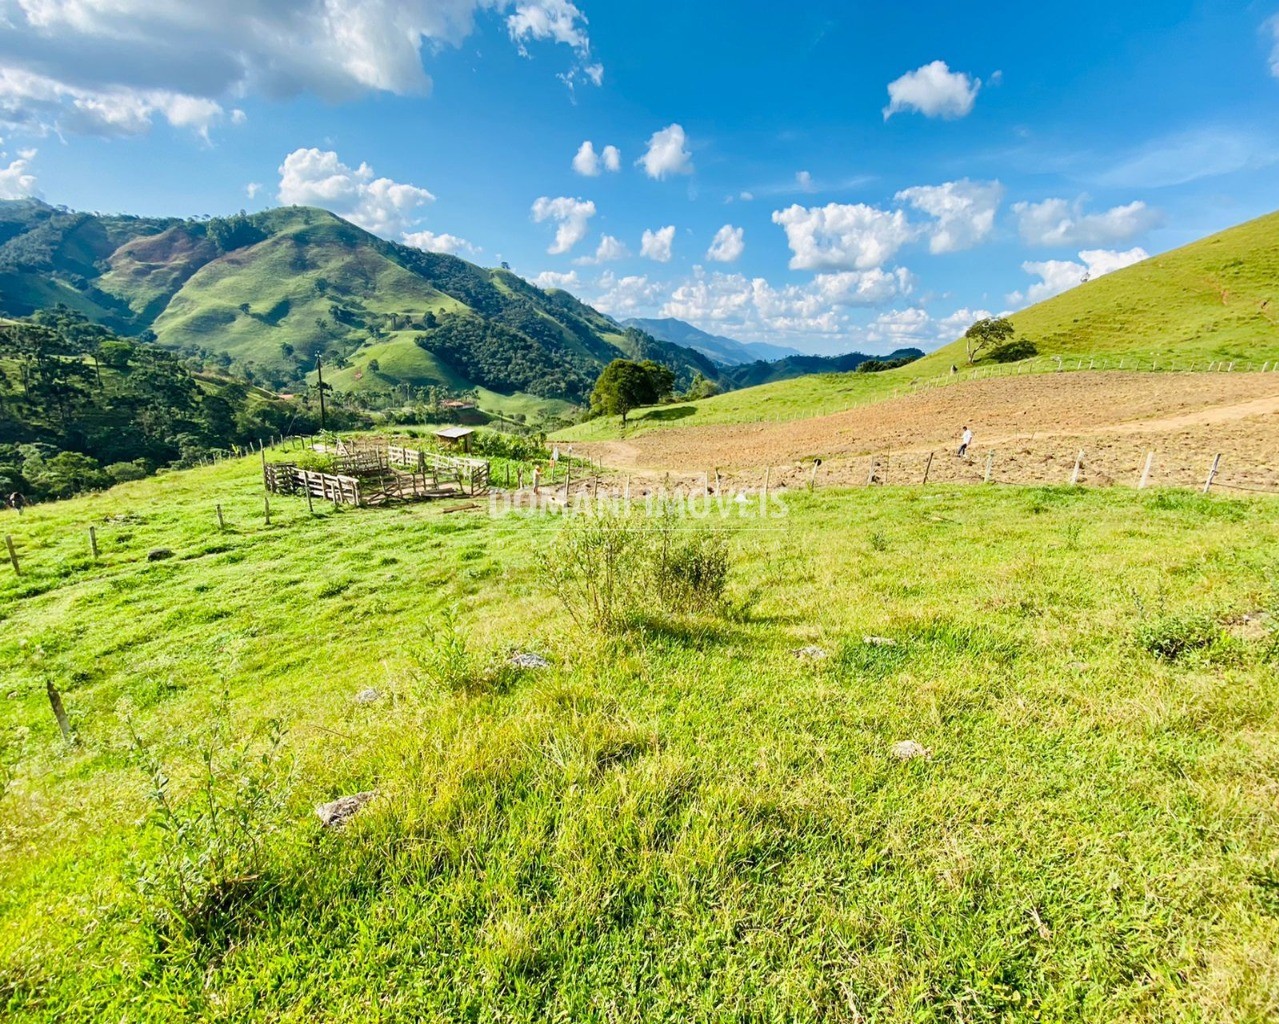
[353,687,381,704]
[891,740,929,761]
[863,636,897,647]
[794,645,829,660]
[509,652,550,669]
[316,791,377,829]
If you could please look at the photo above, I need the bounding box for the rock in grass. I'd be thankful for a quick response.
[146,548,174,562]
[509,652,550,669]
[891,740,929,761]
[316,791,377,829]
[353,687,381,705]
[863,636,897,647]
[794,645,829,660]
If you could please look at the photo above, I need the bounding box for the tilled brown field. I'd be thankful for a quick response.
[566,372,1279,494]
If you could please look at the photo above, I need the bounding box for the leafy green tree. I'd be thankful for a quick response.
[590,359,675,425]
[684,372,721,400]
[964,317,1015,364]
[23,451,109,499]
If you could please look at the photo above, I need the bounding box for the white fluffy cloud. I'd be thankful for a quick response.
[864,306,993,349]
[706,224,745,263]
[640,225,676,262]
[574,234,628,265]
[1012,197,1162,247]
[531,195,596,254]
[1268,16,1279,77]
[532,269,581,291]
[592,271,666,316]
[278,148,435,238]
[657,266,914,341]
[895,179,1003,253]
[883,60,981,120]
[0,146,37,198]
[245,182,262,199]
[772,202,915,271]
[402,229,478,256]
[638,123,693,179]
[1008,247,1149,306]
[572,140,621,176]
[0,1,596,137]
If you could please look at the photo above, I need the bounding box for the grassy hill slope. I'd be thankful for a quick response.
[1,460,1277,1020]
[0,201,715,420]
[560,208,1279,440]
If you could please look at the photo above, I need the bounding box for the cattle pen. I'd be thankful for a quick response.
[262,435,491,508]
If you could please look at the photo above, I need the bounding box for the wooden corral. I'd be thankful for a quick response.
[264,435,490,507]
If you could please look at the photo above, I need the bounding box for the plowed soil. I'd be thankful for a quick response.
[565,372,1279,494]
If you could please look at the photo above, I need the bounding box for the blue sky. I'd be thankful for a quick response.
[1,1,1278,354]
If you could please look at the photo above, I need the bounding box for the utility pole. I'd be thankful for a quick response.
[316,355,327,431]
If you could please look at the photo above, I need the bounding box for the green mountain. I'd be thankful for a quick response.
[0,200,718,417]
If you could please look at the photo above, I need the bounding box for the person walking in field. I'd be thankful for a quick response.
[957,426,973,458]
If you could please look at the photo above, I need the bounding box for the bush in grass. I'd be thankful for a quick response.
[651,519,729,614]
[413,611,517,695]
[543,509,647,631]
[543,506,731,630]
[126,699,292,945]
[1135,613,1219,661]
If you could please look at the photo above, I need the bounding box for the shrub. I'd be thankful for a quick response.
[1135,613,1219,661]
[543,509,648,630]
[126,699,292,944]
[413,611,516,696]
[989,339,1039,363]
[652,520,729,614]
[105,460,148,484]
[543,506,732,629]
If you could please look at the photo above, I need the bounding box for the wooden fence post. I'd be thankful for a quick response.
[763,466,771,503]
[216,504,225,530]
[88,526,98,560]
[1138,452,1155,490]
[5,535,18,576]
[46,680,74,746]
[984,451,994,484]
[809,460,820,492]
[921,451,934,485]
[866,456,876,486]
[1203,454,1222,494]
[264,494,271,525]
[306,487,314,514]
[1070,450,1085,486]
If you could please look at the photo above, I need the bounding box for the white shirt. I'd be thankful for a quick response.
[962,430,973,445]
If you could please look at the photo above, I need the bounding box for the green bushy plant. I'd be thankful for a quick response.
[1135,613,1219,661]
[126,697,292,944]
[543,506,731,630]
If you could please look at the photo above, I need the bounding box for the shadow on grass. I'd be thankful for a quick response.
[635,405,696,424]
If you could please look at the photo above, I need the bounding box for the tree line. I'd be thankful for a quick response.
[0,309,333,502]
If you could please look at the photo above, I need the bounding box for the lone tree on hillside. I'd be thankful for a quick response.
[964,317,1015,364]
[590,359,675,425]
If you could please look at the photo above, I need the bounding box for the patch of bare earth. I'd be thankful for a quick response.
[565,373,1279,494]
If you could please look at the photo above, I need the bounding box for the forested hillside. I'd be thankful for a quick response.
[0,309,335,501]
[0,201,714,416]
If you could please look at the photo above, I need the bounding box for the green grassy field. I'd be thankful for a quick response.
[558,210,1279,443]
[1,457,1277,1021]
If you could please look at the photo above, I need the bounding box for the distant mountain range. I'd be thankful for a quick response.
[628,315,921,387]
[621,317,803,365]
